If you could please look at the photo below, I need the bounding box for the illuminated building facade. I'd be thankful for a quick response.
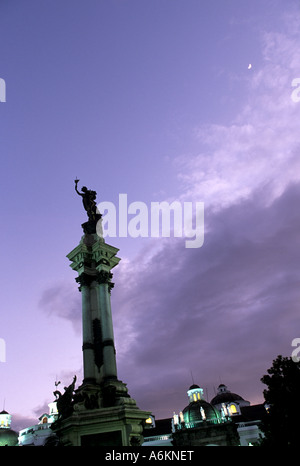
[143,383,266,446]
[18,402,58,446]
[211,384,250,415]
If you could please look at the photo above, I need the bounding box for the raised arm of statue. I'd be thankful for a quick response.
[74,179,83,197]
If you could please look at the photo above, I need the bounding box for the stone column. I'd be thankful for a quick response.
[67,233,121,387]
[96,272,117,380]
[77,275,96,384]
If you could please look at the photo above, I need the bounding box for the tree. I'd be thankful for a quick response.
[259,355,300,446]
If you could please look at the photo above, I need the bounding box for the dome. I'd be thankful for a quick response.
[182,384,222,427]
[183,399,221,425]
[189,384,200,390]
[0,429,18,446]
[210,384,246,406]
[0,410,12,429]
[211,392,244,405]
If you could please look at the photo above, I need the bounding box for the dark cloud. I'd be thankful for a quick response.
[39,183,300,419]
[32,401,49,418]
[112,182,300,417]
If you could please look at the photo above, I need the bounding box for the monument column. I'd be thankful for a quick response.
[96,272,117,380]
[51,181,151,447]
[68,234,120,386]
[77,277,95,384]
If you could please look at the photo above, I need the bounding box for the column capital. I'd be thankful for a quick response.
[67,235,121,276]
[75,273,95,289]
[76,271,115,292]
[95,270,113,284]
[96,270,115,294]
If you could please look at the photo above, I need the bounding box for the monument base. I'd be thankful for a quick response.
[52,379,150,446]
[52,407,150,446]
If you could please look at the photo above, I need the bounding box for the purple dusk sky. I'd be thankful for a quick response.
[1,0,300,431]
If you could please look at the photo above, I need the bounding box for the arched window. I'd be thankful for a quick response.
[229,404,237,414]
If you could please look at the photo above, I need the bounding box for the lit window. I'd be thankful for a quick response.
[193,393,197,402]
[229,404,237,414]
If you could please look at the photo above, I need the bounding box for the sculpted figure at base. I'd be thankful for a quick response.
[53,375,77,421]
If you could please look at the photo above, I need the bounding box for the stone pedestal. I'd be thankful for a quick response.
[53,382,149,446]
[52,232,150,446]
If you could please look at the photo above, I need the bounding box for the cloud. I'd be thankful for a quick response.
[32,401,50,418]
[174,11,300,212]
[39,279,81,333]
[11,413,37,433]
